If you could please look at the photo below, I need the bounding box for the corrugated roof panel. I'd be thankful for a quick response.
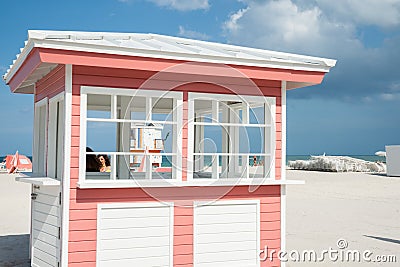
[3,30,337,84]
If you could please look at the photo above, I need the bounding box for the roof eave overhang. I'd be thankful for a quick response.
[4,40,35,85]
[4,39,336,82]
[5,39,336,93]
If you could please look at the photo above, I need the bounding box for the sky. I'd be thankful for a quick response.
[0,0,399,156]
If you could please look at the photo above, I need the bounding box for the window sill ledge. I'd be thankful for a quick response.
[16,173,61,186]
[77,178,304,189]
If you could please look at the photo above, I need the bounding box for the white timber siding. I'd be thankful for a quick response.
[97,202,174,267]
[31,185,61,267]
[386,145,400,176]
[194,200,260,267]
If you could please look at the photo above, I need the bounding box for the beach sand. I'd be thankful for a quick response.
[286,170,399,266]
[0,173,30,267]
[0,171,398,266]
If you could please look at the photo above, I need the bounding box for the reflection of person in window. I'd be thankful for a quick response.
[98,154,111,172]
[86,147,101,172]
[253,155,258,166]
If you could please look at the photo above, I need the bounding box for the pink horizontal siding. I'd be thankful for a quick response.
[35,65,65,102]
[70,66,283,182]
[68,186,281,266]
[68,65,283,266]
[174,205,193,265]
[38,48,326,84]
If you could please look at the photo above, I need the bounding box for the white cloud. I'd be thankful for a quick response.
[147,0,209,11]
[224,0,362,56]
[223,0,400,101]
[380,93,400,101]
[389,82,400,92]
[224,7,249,32]
[361,96,373,103]
[313,0,400,27]
[178,26,210,40]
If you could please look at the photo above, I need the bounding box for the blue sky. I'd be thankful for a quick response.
[1,0,399,156]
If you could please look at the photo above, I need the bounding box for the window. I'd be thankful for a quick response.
[80,87,183,181]
[188,93,275,180]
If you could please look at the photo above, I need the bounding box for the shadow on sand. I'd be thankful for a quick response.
[364,235,400,245]
[0,234,30,267]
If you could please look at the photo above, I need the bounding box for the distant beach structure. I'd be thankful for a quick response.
[386,145,400,176]
[288,155,386,172]
[0,151,32,173]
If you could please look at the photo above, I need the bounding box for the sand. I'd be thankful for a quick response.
[0,173,31,266]
[0,171,398,266]
[286,170,399,266]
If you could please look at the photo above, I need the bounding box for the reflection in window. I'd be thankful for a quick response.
[83,90,181,181]
[191,95,274,179]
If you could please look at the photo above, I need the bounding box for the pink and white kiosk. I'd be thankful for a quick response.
[4,30,335,267]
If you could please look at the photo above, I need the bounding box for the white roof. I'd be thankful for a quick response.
[3,30,336,84]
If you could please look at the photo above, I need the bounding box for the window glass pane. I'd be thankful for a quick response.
[87,94,111,119]
[119,154,173,180]
[117,154,144,179]
[130,123,173,153]
[86,172,111,180]
[219,155,235,178]
[194,125,230,153]
[195,113,212,123]
[249,105,265,124]
[86,121,117,152]
[152,155,173,179]
[239,126,265,154]
[194,99,213,123]
[218,101,242,123]
[117,95,148,120]
[160,124,173,153]
[152,97,173,121]
[192,155,240,179]
[249,156,267,178]
[192,155,215,179]
[86,153,113,179]
[192,155,270,179]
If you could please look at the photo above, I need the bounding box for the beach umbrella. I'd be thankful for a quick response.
[375,151,386,157]
[8,150,19,174]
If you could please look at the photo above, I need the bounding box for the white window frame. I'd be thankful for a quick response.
[79,86,183,184]
[33,97,48,175]
[47,92,65,180]
[188,92,276,181]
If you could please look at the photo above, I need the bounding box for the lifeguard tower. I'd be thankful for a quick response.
[3,30,335,267]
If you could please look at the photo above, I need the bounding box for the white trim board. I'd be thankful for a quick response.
[281,81,287,180]
[77,178,304,189]
[33,97,48,175]
[47,91,65,179]
[280,185,287,267]
[15,176,61,186]
[60,64,72,267]
[81,86,183,99]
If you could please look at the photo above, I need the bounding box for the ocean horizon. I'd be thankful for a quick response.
[0,155,385,166]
